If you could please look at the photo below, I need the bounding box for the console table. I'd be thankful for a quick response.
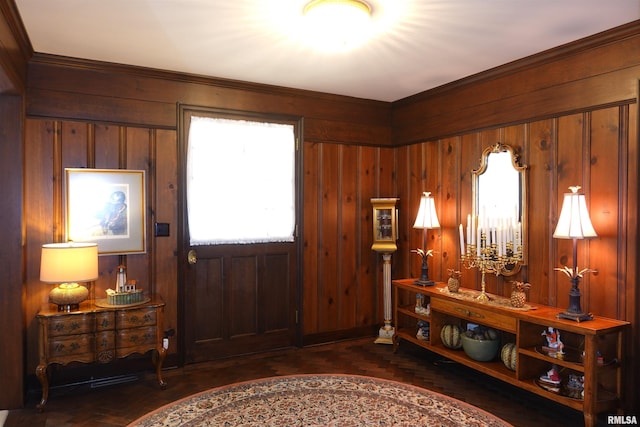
[36,296,167,410]
[392,279,630,427]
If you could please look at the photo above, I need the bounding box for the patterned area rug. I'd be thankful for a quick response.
[128,374,513,426]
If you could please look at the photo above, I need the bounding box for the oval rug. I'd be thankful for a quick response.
[128,374,513,426]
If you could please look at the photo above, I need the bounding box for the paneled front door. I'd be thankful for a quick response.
[179,105,301,363]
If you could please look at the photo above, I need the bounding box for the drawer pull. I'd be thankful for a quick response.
[455,307,484,319]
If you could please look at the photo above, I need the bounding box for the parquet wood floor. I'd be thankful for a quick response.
[6,337,595,426]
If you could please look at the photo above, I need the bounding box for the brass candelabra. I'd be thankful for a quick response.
[460,230,523,302]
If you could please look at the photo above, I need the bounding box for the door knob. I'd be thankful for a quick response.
[187,249,197,264]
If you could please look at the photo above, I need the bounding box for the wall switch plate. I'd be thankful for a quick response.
[154,222,170,237]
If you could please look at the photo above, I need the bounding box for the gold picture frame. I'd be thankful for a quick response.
[65,168,146,255]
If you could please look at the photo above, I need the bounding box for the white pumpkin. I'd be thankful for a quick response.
[501,343,517,371]
[440,324,463,349]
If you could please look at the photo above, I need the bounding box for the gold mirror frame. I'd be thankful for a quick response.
[471,142,527,275]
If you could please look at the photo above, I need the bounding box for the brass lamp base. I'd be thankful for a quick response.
[49,283,89,312]
[557,278,593,322]
[414,260,434,286]
[557,311,593,322]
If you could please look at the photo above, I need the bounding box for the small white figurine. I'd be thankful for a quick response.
[541,327,564,356]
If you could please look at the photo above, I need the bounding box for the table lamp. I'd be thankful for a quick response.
[40,242,99,311]
[413,191,440,286]
[552,186,597,322]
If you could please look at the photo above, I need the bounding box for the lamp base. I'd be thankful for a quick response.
[414,259,434,286]
[557,311,593,322]
[49,282,89,312]
[414,279,435,287]
[56,303,81,312]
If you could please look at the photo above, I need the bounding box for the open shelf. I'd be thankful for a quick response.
[392,279,630,427]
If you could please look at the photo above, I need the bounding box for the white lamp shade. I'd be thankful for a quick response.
[553,187,597,239]
[413,192,440,230]
[40,242,99,283]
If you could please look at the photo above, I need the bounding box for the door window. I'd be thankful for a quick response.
[186,116,296,245]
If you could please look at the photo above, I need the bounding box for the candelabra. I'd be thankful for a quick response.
[460,230,523,302]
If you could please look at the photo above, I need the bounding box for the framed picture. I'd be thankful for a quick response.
[65,168,146,255]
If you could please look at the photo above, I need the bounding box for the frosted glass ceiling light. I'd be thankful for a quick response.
[303,0,372,51]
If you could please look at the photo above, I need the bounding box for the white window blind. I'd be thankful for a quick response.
[187,116,295,245]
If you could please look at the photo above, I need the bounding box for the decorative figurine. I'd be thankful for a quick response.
[538,364,561,393]
[510,280,530,307]
[415,293,430,316]
[416,320,430,341]
[105,264,144,305]
[566,374,584,399]
[115,264,127,293]
[447,269,461,293]
[541,327,564,357]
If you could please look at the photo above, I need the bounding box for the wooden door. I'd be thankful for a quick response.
[183,241,297,362]
[179,105,301,363]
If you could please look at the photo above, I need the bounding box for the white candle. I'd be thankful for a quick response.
[467,214,471,245]
[471,214,476,245]
[477,225,482,258]
[482,206,486,225]
[502,226,507,256]
[459,224,465,256]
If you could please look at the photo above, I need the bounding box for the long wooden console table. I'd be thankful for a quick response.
[392,279,630,427]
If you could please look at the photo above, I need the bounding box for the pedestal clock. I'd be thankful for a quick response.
[371,198,398,344]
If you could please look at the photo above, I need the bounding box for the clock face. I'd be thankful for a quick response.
[371,199,398,253]
[376,209,393,240]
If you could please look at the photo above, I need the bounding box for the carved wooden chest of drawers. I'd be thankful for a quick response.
[36,297,167,410]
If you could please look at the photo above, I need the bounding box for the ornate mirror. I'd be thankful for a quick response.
[471,142,527,275]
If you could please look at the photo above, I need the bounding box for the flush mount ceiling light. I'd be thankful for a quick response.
[302,0,373,51]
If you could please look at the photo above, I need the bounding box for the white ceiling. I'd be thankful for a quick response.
[14,0,640,102]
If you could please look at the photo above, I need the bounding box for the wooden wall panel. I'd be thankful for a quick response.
[340,145,358,329]
[302,142,319,335]
[457,133,481,290]
[526,119,554,306]
[358,147,377,326]
[395,104,638,413]
[302,142,395,341]
[24,120,56,382]
[0,95,23,409]
[555,114,586,311]
[399,106,637,318]
[22,119,181,378]
[589,107,621,319]
[153,129,179,347]
[0,1,28,94]
[625,102,638,329]
[27,57,392,146]
[319,143,340,331]
[392,23,640,145]
[440,137,460,278]
[395,105,635,325]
